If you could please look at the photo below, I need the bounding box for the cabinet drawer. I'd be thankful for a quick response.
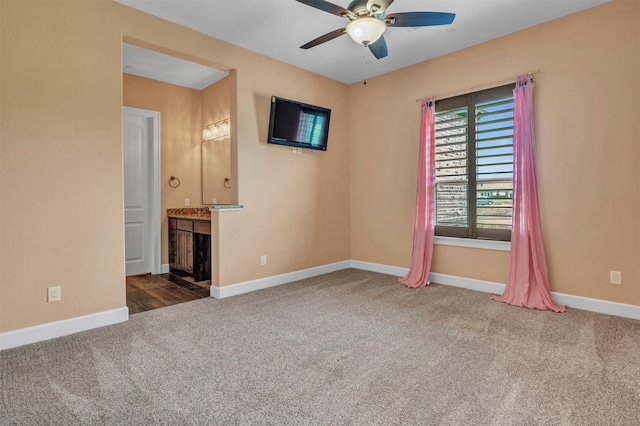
[168,218,176,229]
[194,220,211,235]
[176,219,193,232]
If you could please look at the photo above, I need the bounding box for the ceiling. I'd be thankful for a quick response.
[117,0,611,86]
[122,43,228,90]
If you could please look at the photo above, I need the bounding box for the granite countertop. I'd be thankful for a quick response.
[167,207,211,220]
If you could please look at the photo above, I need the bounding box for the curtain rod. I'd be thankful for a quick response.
[415,70,540,103]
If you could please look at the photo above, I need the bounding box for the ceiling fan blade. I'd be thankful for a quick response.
[368,35,388,59]
[300,28,347,49]
[385,12,455,27]
[366,0,394,15]
[295,0,353,18]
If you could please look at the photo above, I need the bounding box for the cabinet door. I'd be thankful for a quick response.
[175,229,194,274]
[168,219,201,276]
[185,231,193,273]
[193,233,211,282]
[176,230,187,272]
[169,229,177,269]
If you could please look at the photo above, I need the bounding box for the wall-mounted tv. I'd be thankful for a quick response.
[267,96,331,151]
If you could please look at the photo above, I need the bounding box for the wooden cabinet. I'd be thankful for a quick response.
[169,218,211,282]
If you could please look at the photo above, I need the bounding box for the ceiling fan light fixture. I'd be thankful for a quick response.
[346,17,386,46]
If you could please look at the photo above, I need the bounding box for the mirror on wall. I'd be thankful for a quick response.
[202,136,232,205]
[200,75,232,205]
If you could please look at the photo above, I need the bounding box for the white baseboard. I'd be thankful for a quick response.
[550,292,640,320]
[0,307,129,351]
[211,260,352,299]
[3,260,637,351]
[350,260,409,277]
[211,259,639,320]
[160,263,170,274]
[352,260,640,321]
[429,272,507,294]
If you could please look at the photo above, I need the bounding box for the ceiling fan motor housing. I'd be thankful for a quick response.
[348,0,385,17]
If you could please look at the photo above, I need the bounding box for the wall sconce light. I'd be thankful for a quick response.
[203,118,231,141]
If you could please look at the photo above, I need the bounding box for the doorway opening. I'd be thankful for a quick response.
[122,40,234,313]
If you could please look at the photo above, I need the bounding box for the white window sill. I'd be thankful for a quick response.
[434,236,511,251]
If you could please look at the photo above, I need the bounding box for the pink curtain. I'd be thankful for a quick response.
[399,98,436,289]
[491,75,566,312]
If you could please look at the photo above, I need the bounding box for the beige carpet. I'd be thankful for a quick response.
[1,269,639,425]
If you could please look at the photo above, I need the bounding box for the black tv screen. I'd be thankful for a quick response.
[267,96,331,151]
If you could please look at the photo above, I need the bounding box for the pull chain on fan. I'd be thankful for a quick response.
[362,44,368,87]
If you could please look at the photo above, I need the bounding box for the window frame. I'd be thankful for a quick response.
[434,84,515,242]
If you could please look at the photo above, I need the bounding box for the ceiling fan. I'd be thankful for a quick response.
[295,0,456,59]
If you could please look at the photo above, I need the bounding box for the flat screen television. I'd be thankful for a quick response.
[267,96,331,151]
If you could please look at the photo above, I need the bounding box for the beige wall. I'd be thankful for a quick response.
[123,73,202,265]
[0,0,637,334]
[216,58,351,286]
[0,0,350,332]
[349,0,640,306]
[1,1,127,331]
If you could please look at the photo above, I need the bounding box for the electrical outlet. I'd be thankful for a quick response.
[297,148,302,155]
[184,198,190,206]
[48,286,61,302]
[261,255,267,266]
[610,271,622,285]
[212,198,217,204]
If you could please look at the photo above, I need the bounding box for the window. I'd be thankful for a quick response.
[434,84,515,241]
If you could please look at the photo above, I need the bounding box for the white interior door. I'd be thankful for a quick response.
[123,107,160,276]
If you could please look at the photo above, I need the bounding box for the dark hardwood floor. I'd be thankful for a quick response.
[126,273,210,314]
